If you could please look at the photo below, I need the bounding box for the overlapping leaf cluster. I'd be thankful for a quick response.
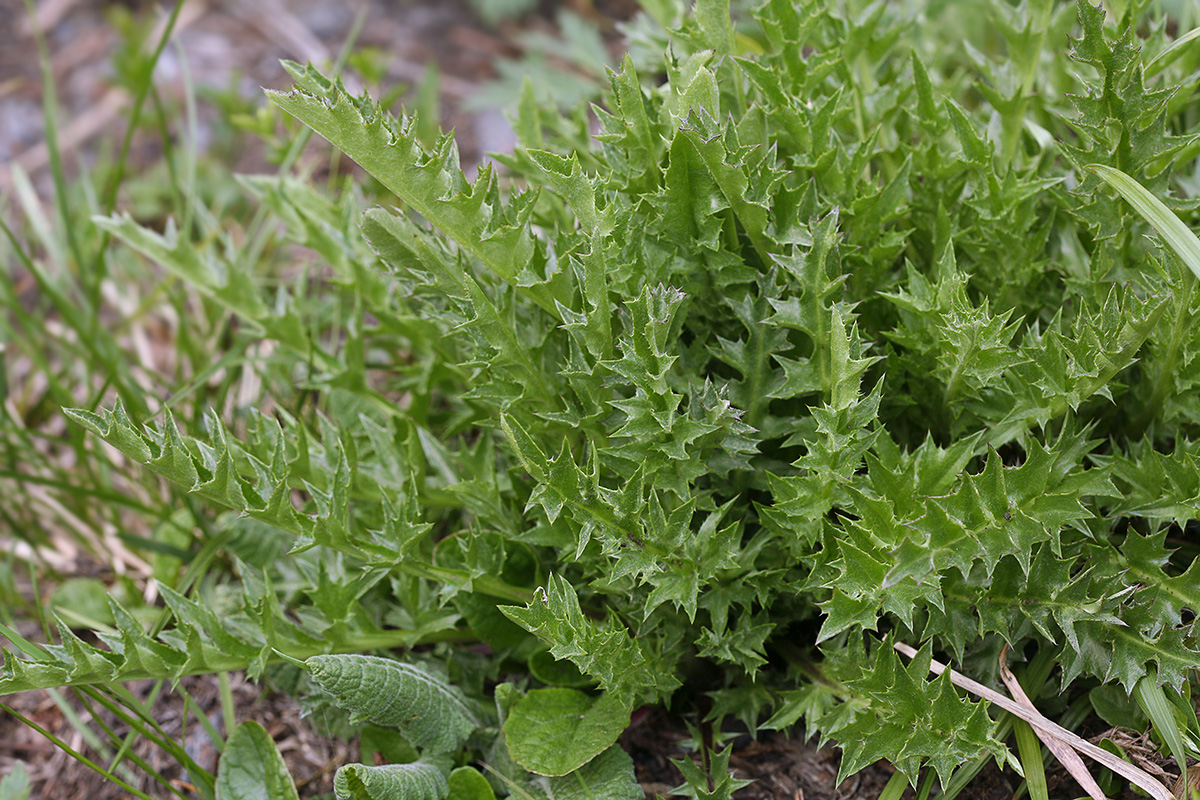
[8,0,1200,794]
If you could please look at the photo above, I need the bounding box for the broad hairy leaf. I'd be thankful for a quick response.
[539,745,642,800]
[446,768,497,800]
[216,721,299,800]
[503,688,629,776]
[305,654,479,754]
[333,761,448,800]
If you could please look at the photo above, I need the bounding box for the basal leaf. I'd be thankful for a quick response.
[216,721,300,800]
[503,688,630,776]
[446,768,497,800]
[333,762,448,800]
[305,655,479,753]
[268,64,563,318]
[823,642,1006,787]
[500,575,681,702]
[541,745,642,800]
[0,763,31,800]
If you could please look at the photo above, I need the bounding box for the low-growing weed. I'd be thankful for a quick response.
[6,0,1200,798]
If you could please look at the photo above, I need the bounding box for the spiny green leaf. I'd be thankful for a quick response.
[92,215,270,324]
[823,642,1006,787]
[670,740,753,800]
[500,575,680,703]
[268,64,562,319]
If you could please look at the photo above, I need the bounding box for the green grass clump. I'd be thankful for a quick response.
[7,0,1200,799]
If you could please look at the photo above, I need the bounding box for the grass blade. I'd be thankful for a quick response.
[1147,25,1200,77]
[1134,671,1190,782]
[1088,163,1200,283]
[876,770,908,800]
[1013,720,1050,800]
[999,646,1105,800]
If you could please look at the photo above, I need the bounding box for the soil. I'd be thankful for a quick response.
[621,708,907,800]
[0,2,1181,799]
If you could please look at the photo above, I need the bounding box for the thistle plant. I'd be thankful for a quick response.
[6,0,1200,798]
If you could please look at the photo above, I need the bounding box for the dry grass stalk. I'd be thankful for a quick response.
[892,641,1174,800]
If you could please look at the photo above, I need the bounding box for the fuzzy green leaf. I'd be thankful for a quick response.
[306,655,479,754]
[333,762,448,800]
[503,688,629,776]
[543,745,643,800]
[216,721,300,800]
[0,763,31,800]
[446,768,496,800]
